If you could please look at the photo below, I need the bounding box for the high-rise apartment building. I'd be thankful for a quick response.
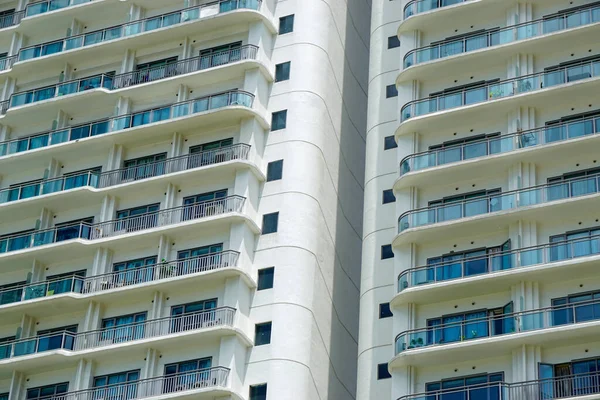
[0,1,369,400]
[361,0,600,399]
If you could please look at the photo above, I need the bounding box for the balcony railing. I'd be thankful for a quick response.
[404,3,600,68]
[398,233,600,292]
[0,144,250,204]
[0,250,239,306]
[0,1,95,31]
[42,367,230,400]
[399,115,600,176]
[0,307,235,360]
[9,0,261,67]
[3,45,258,113]
[403,0,469,20]
[395,298,600,354]
[398,172,600,233]
[401,59,600,121]
[0,195,245,254]
[398,372,600,400]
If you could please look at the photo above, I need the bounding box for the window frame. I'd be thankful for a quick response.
[279,14,294,34]
[257,267,275,290]
[271,110,287,131]
[262,212,279,234]
[255,321,272,346]
[275,61,291,82]
[266,160,284,182]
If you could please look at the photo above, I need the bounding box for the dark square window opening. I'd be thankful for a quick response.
[258,267,275,290]
[249,383,267,400]
[255,322,272,345]
[262,213,279,234]
[275,62,291,82]
[279,14,294,34]
[267,160,284,181]
[381,245,394,260]
[382,189,396,204]
[387,36,400,49]
[379,303,393,319]
[384,136,398,150]
[377,363,391,380]
[386,84,398,98]
[271,110,287,131]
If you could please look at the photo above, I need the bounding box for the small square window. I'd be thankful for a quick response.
[275,62,291,82]
[382,189,396,204]
[386,84,398,98]
[381,245,394,260]
[249,383,267,400]
[279,15,294,34]
[262,212,279,234]
[387,36,400,49]
[255,322,272,345]
[258,267,274,290]
[377,363,392,379]
[384,136,398,150]
[271,110,287,131]
[379,303,393,319]
[267,160,284,181]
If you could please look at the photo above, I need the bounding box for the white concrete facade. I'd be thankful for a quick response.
[360,0,600,399]
[0,1,370,400]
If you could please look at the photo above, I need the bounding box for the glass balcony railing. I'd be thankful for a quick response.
[0,143,251,204]
[14,0,261,64]
[398,372,600,400]
[398,233,600,292]
[399,115,600,176]
[0,89,254,157]
[0,250,239,306]
[25,0,94,18]
[404,3,600,68]
[395,298,600,354]
[0,307,235,360]
[403,0,468,19]
[398,172,600,233]
[0,195,245,254]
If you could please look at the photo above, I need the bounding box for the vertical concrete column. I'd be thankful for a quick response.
[239,117,265,170]
[0,124,9,143]
[128,4,142,21]
[91,248,113,276]
[157,235,172,262]
[242,68,267,118]
[116,97,131,116]
[164,183,178,210]
[248,20,273,67]
[19,314,35,338]
[9,32,22,56]
[170,132,183,158]
[107,144,124,170]
[1,78,15,102]
[233,169,258,222]
[16,0,27,12]
[223,275,252,331]
[176,84,189,102]
[83,301,102,331]
[228,222,255,274]
[217,336,248,394]
[150,292,166,319]
[73,359,94,390]
[46,158,61,179]
[69,19,83,36]
[511,344,540,383]
[37,208,53,230]
[391,366,415,399]
[142,348,159,378]
[30,259,44,282]
[181,37,192,59]
[508,107,536,151]
[120,49,136,74]
[55,110,71,129]
[8,371,24,400]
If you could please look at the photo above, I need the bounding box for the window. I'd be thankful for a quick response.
[7,178,42,201]
[279,14,294,34]
[46,270,86,295]
[428,132,501,163]
[182,190,228,220]
[0,393,8,400]
[255,322,272,345]
[93,370,140,388]
[257,267,275,290]
[0,228,34,253]
[381,245,394,260]
[386,84,398,98]
[428,188,502,223]
[113,256,157,285]
[267,160,284,181]
[551,290,600,326]
[122,153,167,181]
[0,336,15,359]
[379,303,393,318]
[384,136,397,150]
[199,42,242,69]
[543,109,600,144]
[134,56,178,85]
[55,217,94,242]
[0,280,25,305]
[549,226,600,262]
[382,189,396,204]
[275,62,291,82]
[249,384,267,400]
[387,36,400,49]
[425,373,504,399]
[171,299,217,316]
[35,325,78,352]
[189,138,233,168]
[26,383,69,400]
[101,312,146,343]
[164,358,212,392]
[116,204,159,232]
[271,110,287,131]
[539,357,600,397]
[547,166,600,201]
[170,299,217,332]
[262,213,279,234]
[377,363,391,380]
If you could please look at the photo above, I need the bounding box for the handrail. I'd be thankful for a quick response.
[403,0,471,19]
[0,143,251,204]
[0,0,96,31]
[0,89,254,157]
[0,195,245,254]
[399,115,600,176]
[398,171,600,232]
[395,297,600,354]
[404,2,600,68]
[400,58,600,121]
[0,250,239,306]
[398,232,600,292]
[0,307,236,359]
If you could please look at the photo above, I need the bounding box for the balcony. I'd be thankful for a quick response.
[400,58,600,122]
[0,144,251,206]
[403,3,600,69]
[398,372,600,400]
[0,307,235,361]
[0,0,96,31]
[0,90,255,159]
[0,251,239,307]
[403,0,469,20]
[0,195,245,255]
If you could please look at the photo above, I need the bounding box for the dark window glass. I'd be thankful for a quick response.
[93,370,140,389]
[271,110,287,131]
[386,84,398,98]
[170,300,217,333]
[0,393,8,400]
[279,15,294,34]
[255,322,272,345]
[249,384,267,400]
[387,36,400,49]
[101,312,147,343]
[384,136,398,150]
[425,372,505,399]
[275,62,291,82]
[379,303,393,318]
[27,383,68,400]
[262,213,279,234]
[258,267,275,290]
[382,189,396,204]
[381,245,394,260]
[267,160,284,181]
[377,363,391,379]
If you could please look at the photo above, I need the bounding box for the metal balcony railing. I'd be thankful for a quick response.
[404,3,600,68]
[395,298,600,354]
[400,59,600,121]
[398,172,600,233]
[2,45,258,113]
[0,250,239,306]
[0,307,235,360]
[398,233,600,292]
[0,89,254,157]
[0,144,251,204]
[0,0,96,31]
[399,115,600,176]
[0,195,245,254]
[403,0,469,19]
[398,371,600,400]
